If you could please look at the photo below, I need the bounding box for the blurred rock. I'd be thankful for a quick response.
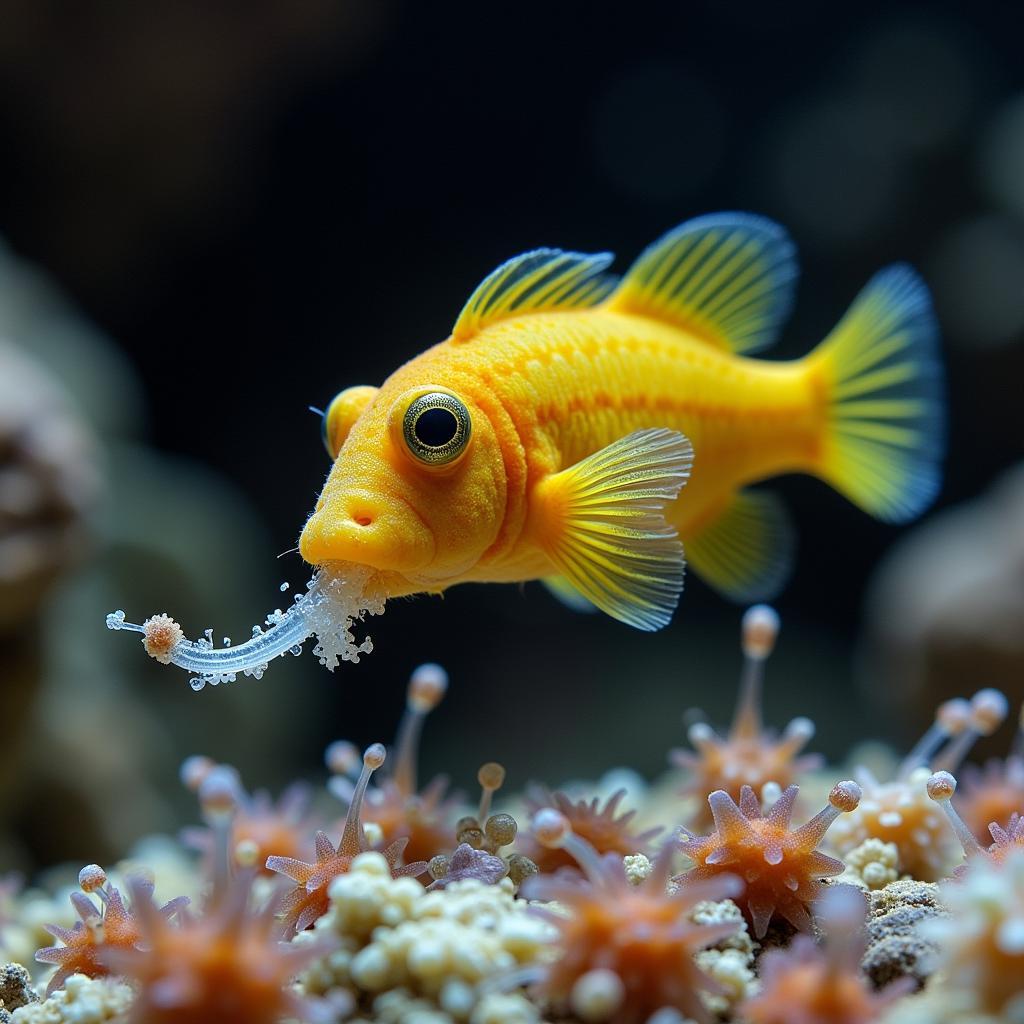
[859,465,1024,735]
[863,879,945,989]
[0,342,98,630]
[0,242,293,871]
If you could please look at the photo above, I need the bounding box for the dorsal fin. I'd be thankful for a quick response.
[452,249,616,341]
[607,213,799,355]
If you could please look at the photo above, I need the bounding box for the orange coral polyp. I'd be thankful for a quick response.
[268,743,427,935]
[183,770,317,878]
[675,781,861,938]
[959,756,1024,842]
[520,788,661,874]
[672,606,821,828]
[103,873,328,1024]
[741,886,912,1024]
[232,786,316,871]
[956,705,1024,841]
[360,776,456,865]
[927,769,1024,869]
[330,665,460,865]
[524,810,743,1024]
[986,814,1024,863]
[36,875,185,996]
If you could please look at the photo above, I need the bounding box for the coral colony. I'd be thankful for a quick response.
[8,610,1024,1024]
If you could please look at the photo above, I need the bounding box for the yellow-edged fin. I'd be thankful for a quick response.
[686,490,795,602]
[452,249,617,341]
[607,213,798,354]
[541,575,599,614]
[534,428,694,631]
[807,265,944,523]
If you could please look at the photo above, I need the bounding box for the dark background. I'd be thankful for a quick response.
[2,1,1022,842]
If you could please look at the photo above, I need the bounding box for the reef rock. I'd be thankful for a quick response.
[862,879,945,989]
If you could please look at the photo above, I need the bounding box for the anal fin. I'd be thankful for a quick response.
[535,428,694,631]
[686,490,795,603]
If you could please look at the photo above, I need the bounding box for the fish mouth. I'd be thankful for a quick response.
[299,492,436,579]
[318,565,419,602]
[333,561,477,602]
[310,555,480,604]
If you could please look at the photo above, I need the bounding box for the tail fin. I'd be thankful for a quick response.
[809,265,944,523]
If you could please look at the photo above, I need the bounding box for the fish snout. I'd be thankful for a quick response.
[299,492,435,573]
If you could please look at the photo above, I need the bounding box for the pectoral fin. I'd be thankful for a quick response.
[534,428,694,631]
[686,489,795,602]
[542,575,599,614]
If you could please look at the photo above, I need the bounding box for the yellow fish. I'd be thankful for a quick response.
[107,213,943,685]
[304,212,943,630]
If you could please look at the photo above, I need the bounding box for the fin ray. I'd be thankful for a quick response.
[809,264,944,523]
[608,213,798,354]
[541,576,599,614]
[537,429,693,631]
[686,490,795,602]
[452,249,617,340]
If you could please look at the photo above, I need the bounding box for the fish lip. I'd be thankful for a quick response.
[300,492,436,576]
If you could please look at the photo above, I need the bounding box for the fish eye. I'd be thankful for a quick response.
[402,392,472,466]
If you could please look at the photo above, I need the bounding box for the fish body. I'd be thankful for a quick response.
[334,311,812,581]
[302,213,943,629]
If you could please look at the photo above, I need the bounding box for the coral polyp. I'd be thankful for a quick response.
[15,603,1024,1024]
[911,852,1024,1020]
[675,780,861,937]
[35,866,185,996]
[671,606,821,827]
[180,757,316,877]
[927,770,1024,869]
[332,664,460,865]
[524,808,744,1024]
[829,689,1010,882]
[104,872,329,1024]
[295,850,554,1023]
[955,702,1024,842]
[268,744,427,935]
[519,787,661,875]
[422,762,539,889]
[425,842,508,890]
[740,885,912,1024]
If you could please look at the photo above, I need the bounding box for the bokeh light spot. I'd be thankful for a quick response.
[849,20,973,152]
[928,216,1024,350]
[980,95,1024,220]
[766,97,905,245]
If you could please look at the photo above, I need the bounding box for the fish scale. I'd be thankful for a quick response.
[400,309,818,550]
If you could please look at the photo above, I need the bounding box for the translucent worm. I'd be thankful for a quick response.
[105,563,384,691]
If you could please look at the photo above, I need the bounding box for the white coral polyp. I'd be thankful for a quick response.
[296,851,556,1020]
[829,767,962,881]
[843,837,901,890]
[11,975,134,1024]
[922,850,1024,1017]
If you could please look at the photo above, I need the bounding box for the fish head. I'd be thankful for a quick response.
[301,379,507,593]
